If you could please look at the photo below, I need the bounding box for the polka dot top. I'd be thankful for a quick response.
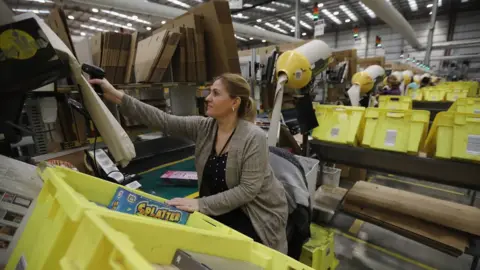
[200,152,229,196]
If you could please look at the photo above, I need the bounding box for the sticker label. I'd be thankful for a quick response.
[467,135,480,155]
[384,130,397,146]
[330,127,340,138]
[295,70,302,80]
[125,181,142,190]
[431,96,437,101]
[474,109,480,114]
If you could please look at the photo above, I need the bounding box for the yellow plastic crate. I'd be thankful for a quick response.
[312,105,365,145]
[300,224,338,270]
[407,89,423,101]
[58,210,312,270]
[361,108,430,154]
[424,112,480,162]
[448,98,480,114]
[423,88,446,101]
[445,89,469,102]
[378,96,412,110]
[7,166,249,270]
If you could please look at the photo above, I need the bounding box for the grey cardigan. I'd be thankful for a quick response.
[120,95,289,252]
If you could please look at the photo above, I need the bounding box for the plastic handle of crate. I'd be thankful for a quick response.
[386,112,405,118]
[466,117,480,122]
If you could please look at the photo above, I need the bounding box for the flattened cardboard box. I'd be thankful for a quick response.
[47,8,77,59]
[114,33,131,84]
[185,27,197,82]
[190,0,240,79]
[90,33,102,67]
[124,32,138,83]
[151,31,181,82]
[134,30,169,82]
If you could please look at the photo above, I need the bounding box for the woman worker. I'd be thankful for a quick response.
[90,73,289,253]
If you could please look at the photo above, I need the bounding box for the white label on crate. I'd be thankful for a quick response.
[467,135,480,155]
[431,96,437,100]
[330,127,340,138]
[384,130,397,146]
[126,181,142,190]
[453,95,459,101]
[16,255,27,270]
[295,70,302,80]
[474,109,480,114]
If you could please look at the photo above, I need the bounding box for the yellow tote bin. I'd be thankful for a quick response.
[423,88,446,101]
[448,98,480,114]
[7,166,249,270]
[378,96,412,110]
[312,105,365,145]
[361,108,430,154]
[59,210,312,270]
[407,89,423,101]
[424,112,480,162]
[445,89,469,102]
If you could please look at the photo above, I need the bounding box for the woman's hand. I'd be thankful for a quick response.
[166,198,199,213]
[88,78,124,105]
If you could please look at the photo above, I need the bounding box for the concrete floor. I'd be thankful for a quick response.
[324,173,480,270]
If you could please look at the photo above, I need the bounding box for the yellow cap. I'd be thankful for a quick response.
[276,50,312,89]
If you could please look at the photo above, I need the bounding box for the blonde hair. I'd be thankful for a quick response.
[214,73,256,121]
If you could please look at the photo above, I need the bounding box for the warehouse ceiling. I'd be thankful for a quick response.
[4,0,480,49]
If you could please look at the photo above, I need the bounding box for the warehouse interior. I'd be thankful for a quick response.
[0,0,479,269]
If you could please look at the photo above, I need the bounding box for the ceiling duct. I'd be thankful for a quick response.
[360,0,423,50]
[67,0,301,43]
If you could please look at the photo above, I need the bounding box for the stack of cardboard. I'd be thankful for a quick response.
[134,29,181,83]
[90,32,132,84]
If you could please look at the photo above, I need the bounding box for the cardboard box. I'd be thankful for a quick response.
[336,164,367,182]
[168,27,186,82]
[151,31,181,82]
[90,33,102,67]
[134,30,169,82]
[47,8,77,59]
[190,0,240,79]
[114,34,131,84]
[185,27,197,82]
[124,32,138,83]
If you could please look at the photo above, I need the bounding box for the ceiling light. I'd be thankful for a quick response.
[438,0,442,7]
[345,19,351,22]
[426,3,433,7]
[235,34,247,41]
[81,32,86,36]
[146,26,152,30]
[271,1,291,8]
[25,0,54,3]
[275,24,280,27]
[429,11,432,14]
[265,22,288,34]
[306,12,314,20]
[68,15,74,20]
[277,19,295,30]
[302,32,306,36]
[290,29,295,32]
[80,24,107,32]
[257,19,262,22]
[127,23,132,27]
[339,5,358,21]
[166,0,190,8]
[333,11,339,15]
[359,2,376,18]
[243,3,253,7]
[317,3,324,7]
[12,8,50,14]
[321,9,342,24]
[90,17,136,31]
[232,13,249,19]
[408,0,418,11]
[100,10,151,24]
[254,25,267,31]
[262,40,266,43]
[300,0,310,3]
[255,6,276,11]
[161,20,166,24]
[461,0,468,2]
[291,17,313,29]
[92,8,99,13]
[114,30,119,33]
[249,37,254,40]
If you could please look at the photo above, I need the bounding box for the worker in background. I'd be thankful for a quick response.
[406,75,420,93]
[90,74,289,253]
[378,75,401,95]
[420,75,432,88]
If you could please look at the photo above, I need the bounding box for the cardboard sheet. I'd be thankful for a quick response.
[17,13,135,166]
[124,32,138,83]
[134,30,169,82]
[151,31,180,82]
[46,8,77,59]
[185,28,197,82]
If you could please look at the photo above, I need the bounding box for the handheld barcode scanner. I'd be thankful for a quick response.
[81,63,105,94]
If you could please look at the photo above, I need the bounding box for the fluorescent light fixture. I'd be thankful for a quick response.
[306,12,314,20]
[302,32,306,36]
[81,32,86,36]
[161,20,166,24]
[80,24,107,32]
[359,2,376,18]
[426,3,433,7]
[249,37,254,40]
[317,3,324,7]
[291,17,313,30]
[146,26,152,30]
[232,13,249,19]
[262,39,266,42]
[385,0,392,3]
[461,0,468,2]
[255,6,276,11]
[300,0,310,3]
[438,0,442,7]
[271,1,291,8]
[166,0,190,9]
[345,19,351,22]
[100,10,151,24]
[429,11,432,14]
[243,3,253,7]
[92,8,99,13]
[333,11,339,15]
[321,9,342,24]
[277,19,295,30]
[407,0,418,11]
[68,15,74,20]
[339,5,358,21]
[256,19,262,22]
[291,29,295,32]
[127,23,132,27]
[25,0,54,3]
[235,34,247,41]
[254,25,267,31]
[12,8,50,14]
[90,17,136,31]
[265,22,288,34]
